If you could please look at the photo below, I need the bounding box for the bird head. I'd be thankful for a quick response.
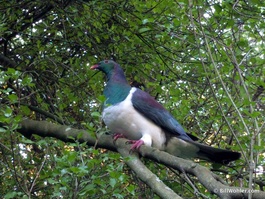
[90,60,117,74]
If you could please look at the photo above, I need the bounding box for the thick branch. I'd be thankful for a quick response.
[115,139,182,199]
[19,119,180,198]
[17,119,265,199]
[19,119,116,152]
[0,54,17,68]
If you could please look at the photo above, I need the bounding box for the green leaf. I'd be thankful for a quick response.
[110,178,117,188]
[91,112,101,118]
[142,19,149,24]
[21,138,34,144]
[0,127,6,133]
[22,76,33,86]
[3,106,12,117]
[8,94,18,103]
[20,105,31,116]
[139,27,150,33]
[98,95,106,102]
[4,192,17,199]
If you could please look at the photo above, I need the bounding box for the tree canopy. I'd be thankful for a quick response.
[0,0,265,198]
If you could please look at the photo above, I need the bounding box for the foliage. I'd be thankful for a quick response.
[0,0,265,198]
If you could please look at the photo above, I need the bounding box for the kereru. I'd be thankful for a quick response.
[91,60,241,164]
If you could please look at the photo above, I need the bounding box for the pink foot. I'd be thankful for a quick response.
[113,133,126,141]
[127,140,144,150]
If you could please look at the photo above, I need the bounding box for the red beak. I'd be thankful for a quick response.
[90,64,99,70]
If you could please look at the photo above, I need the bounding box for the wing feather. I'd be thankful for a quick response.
[131,88,196,141]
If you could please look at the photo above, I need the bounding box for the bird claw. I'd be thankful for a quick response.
[127,140,144,150]
[113,133,126,142]
[113,134,144,152]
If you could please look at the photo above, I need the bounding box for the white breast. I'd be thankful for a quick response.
[102,87,166,150]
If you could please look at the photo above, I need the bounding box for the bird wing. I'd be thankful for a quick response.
[131,88,196,141]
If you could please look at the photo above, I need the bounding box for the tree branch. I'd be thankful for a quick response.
[0,54,17,68]
[115,139,182,199]
[26,105,66,125]
[17,119,265,199]
[1,4,54,47]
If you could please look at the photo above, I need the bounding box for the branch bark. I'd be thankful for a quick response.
[0,54,17,68]
[115,139,182,199]
[17,119,265,199]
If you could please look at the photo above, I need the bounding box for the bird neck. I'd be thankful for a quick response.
[104,69,131,105]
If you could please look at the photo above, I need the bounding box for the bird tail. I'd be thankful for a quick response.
[188,140,241,164]
[165,137,241,164]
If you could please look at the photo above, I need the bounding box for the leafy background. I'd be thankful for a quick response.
[0,0,264,198]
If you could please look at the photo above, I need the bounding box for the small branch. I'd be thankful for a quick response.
[29,155,46,195]
[252,85,264,101]
[25,104,66,125]
[1,4,54,46]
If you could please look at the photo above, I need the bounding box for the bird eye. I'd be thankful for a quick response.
[104,60,109,63]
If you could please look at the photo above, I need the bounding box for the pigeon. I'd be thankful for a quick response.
[91,60,241,164]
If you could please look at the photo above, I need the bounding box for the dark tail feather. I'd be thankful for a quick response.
[190,141,241,164]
